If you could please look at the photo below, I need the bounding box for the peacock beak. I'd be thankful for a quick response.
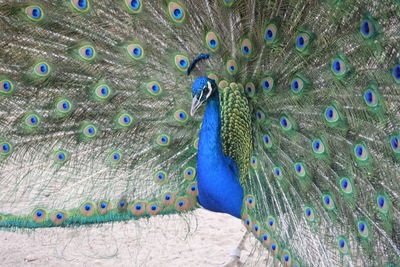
[190,96,205,116]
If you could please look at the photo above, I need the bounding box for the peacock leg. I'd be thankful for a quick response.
[222,231,249,267]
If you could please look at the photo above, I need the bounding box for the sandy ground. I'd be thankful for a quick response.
[0,209,277,267]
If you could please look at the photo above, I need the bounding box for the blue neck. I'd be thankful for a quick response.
[196,92,244,218]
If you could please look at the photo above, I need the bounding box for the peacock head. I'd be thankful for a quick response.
[190,76,217,116]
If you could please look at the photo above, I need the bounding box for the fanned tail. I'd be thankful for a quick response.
[239,0,400,266]
[0,0,400,266]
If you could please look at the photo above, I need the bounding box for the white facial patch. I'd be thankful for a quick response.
[206,81,213,98]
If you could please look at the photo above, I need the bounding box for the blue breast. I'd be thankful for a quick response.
[196,94,244,218]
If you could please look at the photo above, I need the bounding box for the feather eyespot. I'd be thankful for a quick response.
[147,202,161,215]
[108,151,122,165]
[390,135,399,153]
[270,240,279,256]
[245,82,255,97]
[187,183,198,196]
[82,124,98,139]
[154,170,168,184]
[250,156,258,169]
[376,195,389,213]
[79,45,96,61]
[324,106,339,123]
[304,206,315,222]
[281,250,291,266]
[264,24,278,44]
[116,113,133,128]
[339,177,353,194]
[51,211,67,225]
[241,39,252,57]
[24,114,40,128]
[245,195,255,208]
[252,221,260,236]
[262,77,274,91]
[332,60,344,73]
[261,232,269,246]
[34,62,51,77]
[226,59,238,75]
[205,31,220,52]
[256,110,265,121]
[266,216,276,231]
[59,101,70,112]
[331,57,349,77]
[311,139,325,154]
[94,83,112,101]
[360,20,375,38]
[53,150,69,164]
[273,166,283,180]
[295,31,313,54]
[98,201,111,215]
[174,55,189,72]
[338,237,349,254]
[118,200,128,212]
[131,201,147,216]
[33,208,47,223]
[322,194,335,210]
[147,81,162,96]
[363,90,379,107]
[0,141,12,157]
[174,109,188,123]
[55,98,73,115]
[81,202,95,216]
[280,116,292,131]
[175,197,195,211]
[127,44,144,60]
[124,0,142,13]
[162,192,176,205]
[71,0,90,12]
[290,78,304,94]
[183,167,196,179]
[353,143,368,161]
[26,6,44,22]
[0,79,14,95]
[156,134,170,146]
[263,134,273,149]
[357,220,369,238]
[294,162,306,177]
[242,214,252,230]
[168,2,185,23]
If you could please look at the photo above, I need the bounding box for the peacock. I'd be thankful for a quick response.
[0,0,399,265]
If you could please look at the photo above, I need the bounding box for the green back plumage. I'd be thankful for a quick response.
[0,0,400,266]
[220,82,252,182]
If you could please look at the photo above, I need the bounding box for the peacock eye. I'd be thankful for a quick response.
[203,87,210,94]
